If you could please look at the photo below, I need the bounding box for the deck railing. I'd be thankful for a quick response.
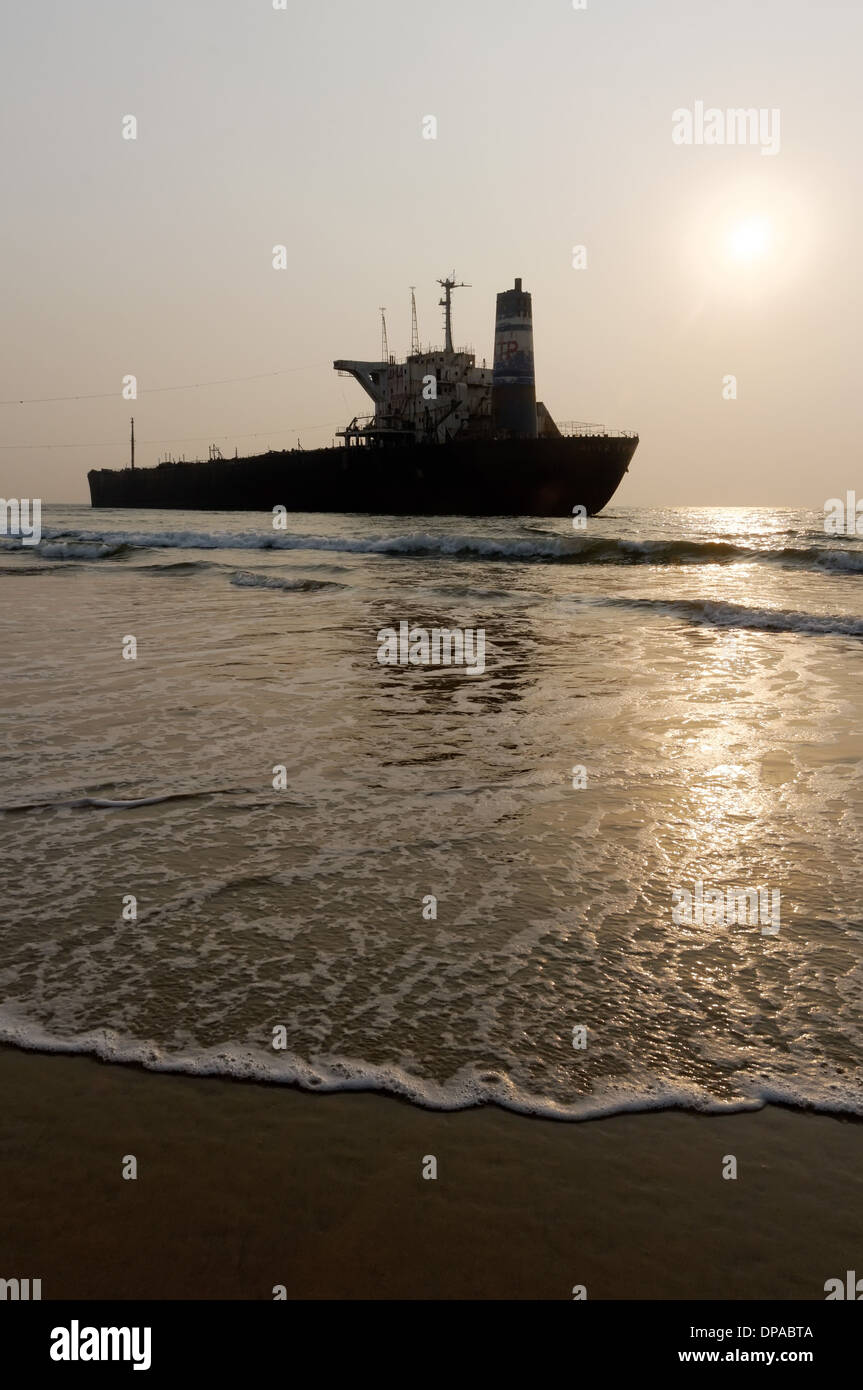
[556,422,638,438]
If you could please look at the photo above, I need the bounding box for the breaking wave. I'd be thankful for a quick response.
[229,570,345,592]
[810,547,863,573]
[598,596,863,639]
[37,540,136,561]
[6,526,860,573]
[0,788,250,815]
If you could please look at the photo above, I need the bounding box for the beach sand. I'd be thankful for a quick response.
[1,1044,860,1300]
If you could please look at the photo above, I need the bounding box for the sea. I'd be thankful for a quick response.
[1,503,862,1119]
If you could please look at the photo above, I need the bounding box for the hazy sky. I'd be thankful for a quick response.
[1,0,861,505]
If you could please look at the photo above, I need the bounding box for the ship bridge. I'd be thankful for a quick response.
[333,360,389,406]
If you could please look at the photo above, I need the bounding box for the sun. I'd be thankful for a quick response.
[728,216,772,262]
[684,178,811,298]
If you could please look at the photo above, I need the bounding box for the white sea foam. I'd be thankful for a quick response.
[0,1007,860,1120]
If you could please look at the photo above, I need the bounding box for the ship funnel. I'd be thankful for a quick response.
[492,277,537,439]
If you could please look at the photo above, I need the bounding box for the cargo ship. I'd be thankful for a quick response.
[88,275,638,517]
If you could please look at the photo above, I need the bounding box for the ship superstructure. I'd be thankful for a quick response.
[334,275,562,449]
[335,277,489,447]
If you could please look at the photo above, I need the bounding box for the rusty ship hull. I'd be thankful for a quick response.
[88,433,637,517]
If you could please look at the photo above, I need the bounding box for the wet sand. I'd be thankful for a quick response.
[1,1044,861,1300]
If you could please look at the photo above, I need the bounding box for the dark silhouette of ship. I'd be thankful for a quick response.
[88,276,638,516]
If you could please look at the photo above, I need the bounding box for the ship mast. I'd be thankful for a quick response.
[130,416,135,470]
[379,306,389,362]
[409,286,420,355]
[437,273,469,354]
